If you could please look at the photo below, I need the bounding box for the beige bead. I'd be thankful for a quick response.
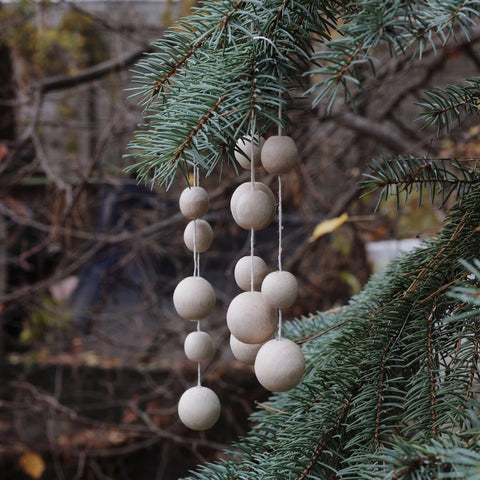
[261,135,298,174]
[234,255,269,291]
[183,219,213,252]
[173,276,215,321]
[254,338,305,392]
[184,331,213,362]
[229,334,263,365]
[234,135,265,169]
[235,189,274,230]
[230,181,276,225]
[226,291,277,344]
[178,386,221,431]
[261,270,298,309]
[179,186,209,219]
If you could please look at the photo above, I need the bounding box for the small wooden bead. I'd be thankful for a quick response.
[178,386,221,431]
[261,270,298,309]
[226,291,277,344]
[173,276,215,321]
[234,135,265,169]
[261,135,298,174]
[183,219,213,252]
[254,338,305,392]
[230,182,276,226]
[235,189,274,230]
[184,331,213,362]
[234,255,269,291]
[230,334,263,365]
[179,186,209,219]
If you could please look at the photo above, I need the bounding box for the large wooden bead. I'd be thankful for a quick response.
[183,219,213,252]
[230,334,263,365]
[173,276,215,321]
[234,135,265,169]
[179,186,209,219]
[254,338,305,392]
[178,386,221,431]
[234,255,269,291]
[235,189,274,230]
[226,291,276,344]
[184,331,213,362]
[261,135,298,174]
[230,181,276,225]
[261,270,298,309]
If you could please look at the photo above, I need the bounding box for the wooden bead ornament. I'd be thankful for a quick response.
[226,291,277,344]
[184,331,213,362]
[173,276,215,321]
[230,181,276,226]
[235,189,275,230]
[234,255,268,291]
[183,219,213,252]
[261,270,298,309]
[179,186,209,219]
[261,135,298,174]
[177,168,220,431]
[254,338,305,392]
[230,334,263,365]
[177,386,221,431]
[234,135,265,169]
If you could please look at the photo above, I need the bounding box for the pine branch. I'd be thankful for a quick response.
[417,77,480,132]
[361,156,480,209]
[307,0,480,110]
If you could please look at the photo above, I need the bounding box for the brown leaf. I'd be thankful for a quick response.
[19,452,46,479]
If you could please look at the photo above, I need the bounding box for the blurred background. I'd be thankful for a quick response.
[1,1,479,478]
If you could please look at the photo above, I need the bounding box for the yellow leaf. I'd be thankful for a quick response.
[309,213,349,242]
[19,452,46,479]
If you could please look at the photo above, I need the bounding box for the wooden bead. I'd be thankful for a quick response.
[184,331,213,362]
[234,255,269,291]
[229,334,263,365]
[178,386,221,431]
[183,219,213,252]
[179,186,209,219]
[261,135,298,174]
[235,189,274,230]
[234,135,265,169]
[230,181,276,225]
[226,291,277,344]
[173,276,215,321]
[254,338,305,392]
[261,270,298,309]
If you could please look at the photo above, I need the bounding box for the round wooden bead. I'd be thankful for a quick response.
[179,186,209,219]
[230,334,263,365]
[183,219,213,252]
[261,270,298,309]
[230,181,276,225]
[178,386,221,431]
[226,291,277,344]
[235,189,274,230]
[254,338,305,392]
[184,331,213,362]
[261,135,298,174]
[234,255,269,291]
[173,276,215,321]
[234,135,265,169]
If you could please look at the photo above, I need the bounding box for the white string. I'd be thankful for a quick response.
[250,117,256,291]
[277,91,283,338]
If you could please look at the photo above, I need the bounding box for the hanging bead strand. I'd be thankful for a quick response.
[175,167,220,431]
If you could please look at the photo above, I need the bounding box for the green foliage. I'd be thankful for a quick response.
[0,2,108,76]
[126,0,338,187]
[362,156,480,209]
[417,78,480,132]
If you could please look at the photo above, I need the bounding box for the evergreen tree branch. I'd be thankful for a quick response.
[417,77,480,132]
